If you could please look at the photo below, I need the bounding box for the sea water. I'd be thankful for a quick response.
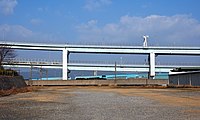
[13,68,169,80]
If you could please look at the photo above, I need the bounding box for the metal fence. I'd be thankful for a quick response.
[169,72,200,86]
[4,58,200,66]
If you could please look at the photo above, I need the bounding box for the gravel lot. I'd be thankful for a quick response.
[0,87,200,120]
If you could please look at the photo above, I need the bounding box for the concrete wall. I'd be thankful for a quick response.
[25,79,168,86]
[169,72,200,86]
[0,76,27,90]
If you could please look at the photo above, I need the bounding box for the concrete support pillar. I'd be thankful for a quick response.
[62,48,69,80]
[149,52,155,79]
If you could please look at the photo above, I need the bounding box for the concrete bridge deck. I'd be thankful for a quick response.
[1,41,200,80]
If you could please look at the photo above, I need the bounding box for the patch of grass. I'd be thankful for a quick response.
[0,86,40,97]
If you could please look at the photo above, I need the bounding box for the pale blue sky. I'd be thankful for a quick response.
[1,0,200,46]
[0,0,200,63]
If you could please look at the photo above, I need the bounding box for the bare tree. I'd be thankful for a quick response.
[0,45,17,70]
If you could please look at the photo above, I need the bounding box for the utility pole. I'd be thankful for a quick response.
[46,69,48,80]
[30,64,33,80]
[39,67,42,80]
[120,57,122,66]
[115,62,117,80]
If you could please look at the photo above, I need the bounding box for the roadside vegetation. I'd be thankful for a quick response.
[0,86,41,97]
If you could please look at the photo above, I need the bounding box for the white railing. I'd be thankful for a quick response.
[5,58,62,65]
[3,58,200,66]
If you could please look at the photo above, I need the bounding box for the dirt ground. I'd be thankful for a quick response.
[0,86,200,120]
[85,87,200,107]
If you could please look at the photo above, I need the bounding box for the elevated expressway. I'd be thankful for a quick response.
[3,59,200,73]
[1,41,200,80]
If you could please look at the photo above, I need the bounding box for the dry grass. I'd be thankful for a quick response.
[0,86,41,97]
[1,86,200,108]
[79,87,200,107]
[17,95,57,102]
[17,86,73,102]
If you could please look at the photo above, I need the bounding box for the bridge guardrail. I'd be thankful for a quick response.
[3,58,200,66]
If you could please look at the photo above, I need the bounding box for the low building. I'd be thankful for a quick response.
[169,68,200,86]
